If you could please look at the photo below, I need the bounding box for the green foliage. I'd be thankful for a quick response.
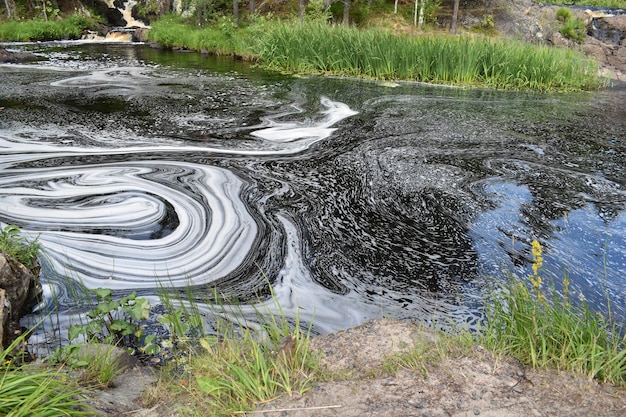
[48,343,124,388]
[0,15,96,41]
[0,225,40,268]
[192,313,318,413]
[257,21,604,91]
[556,7,573,23]
[0,334,93,416]
[68,288,150,346]
[548,0,625,7]
[559,16,587,42]
[555,7,586,42]
[479,240,626,386]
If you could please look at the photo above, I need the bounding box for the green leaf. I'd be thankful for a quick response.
[91,288,112,301]
[110,320,135,336]
[68,325,85,341]
[143,344,161,355]
[129,297,151,321]
[196,376,222,394]
[120,291,137,305]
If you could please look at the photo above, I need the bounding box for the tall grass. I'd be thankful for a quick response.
[0,15,96,41]
[257,21,604,91]
[479,240,626,386]
[147,14,267,59]
[0,334,93,416]
[142,288,319,415]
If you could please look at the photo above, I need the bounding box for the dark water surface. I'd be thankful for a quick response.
[1,42,625,340]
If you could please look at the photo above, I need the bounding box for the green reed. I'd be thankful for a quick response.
[147,17,604,90]
[257,21,604,91]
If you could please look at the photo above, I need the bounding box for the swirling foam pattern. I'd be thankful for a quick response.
[0,162,256,288]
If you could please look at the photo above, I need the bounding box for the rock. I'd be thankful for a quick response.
[0,251,42,350]
[591,15,626,45]
[0,47,38,64]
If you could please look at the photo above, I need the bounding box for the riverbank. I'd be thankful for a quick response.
[2,0,624,89]
[82,319,626,416]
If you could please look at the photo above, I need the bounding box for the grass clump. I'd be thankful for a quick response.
[555,7,586,43]
[147,14,267,59]
[142,296,319,416]
[0,225,40,268]
[0,15,96,41]
[0,334,93,416]
[479,240,626,386]
[49,343,125,388]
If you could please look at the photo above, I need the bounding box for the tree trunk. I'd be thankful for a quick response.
[249,0,255,14]
[413,0,417,26]
[3,0,15,18]
[342,0,350,25]
[298,0,305,21]
[233,0,239,26]
[418,0,425,29]
[450,0,460,34]
[394,0,398,14]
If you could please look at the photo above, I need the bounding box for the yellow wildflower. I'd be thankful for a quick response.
[529,240,543,298]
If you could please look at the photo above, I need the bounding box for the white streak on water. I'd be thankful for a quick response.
[50,67,153,91]
[251,97,359,143]
[0,162,256,288]
[0,98,358,168]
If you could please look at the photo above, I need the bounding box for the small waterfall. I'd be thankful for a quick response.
[81,0,149,42]
[104,0,149,29]
[584,7,626,45]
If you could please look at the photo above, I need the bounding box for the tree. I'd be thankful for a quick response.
[233,0,239,26]
[298,0,306,21]
[249,0,255,14]
[342,0,349,24]
[450,0,459,34]
[3,0,16,18]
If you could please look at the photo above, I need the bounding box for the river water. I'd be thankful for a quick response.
[1,42,625,342]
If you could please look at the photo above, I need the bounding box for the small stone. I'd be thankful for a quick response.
[409,400,425,409]
[474,409,481,415]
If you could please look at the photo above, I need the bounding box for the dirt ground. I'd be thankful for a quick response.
[88,319,626,417]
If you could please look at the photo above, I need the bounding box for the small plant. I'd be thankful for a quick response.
[0,224,40,268]
[556,7,572,23]
[68,288,150,347]
[193,313,318,413]
[556,7,586,42]
[480,240,626,386]
[49,343,124,388]
[142,288,320,416]
[559,17,586,42]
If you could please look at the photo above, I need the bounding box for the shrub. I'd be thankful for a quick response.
[559,17,586,42]
[556,7,573,23]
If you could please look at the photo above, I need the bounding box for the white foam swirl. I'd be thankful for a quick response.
[0,162,256,288]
